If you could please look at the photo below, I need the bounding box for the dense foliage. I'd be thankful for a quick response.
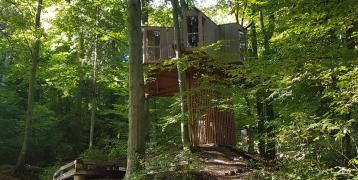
[0,0,357,179]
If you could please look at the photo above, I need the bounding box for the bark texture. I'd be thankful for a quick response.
[171,0,190,147]
[126,0,146,178]
[257,10,277,160]
[15,0,43,172]
[89,6,99,149]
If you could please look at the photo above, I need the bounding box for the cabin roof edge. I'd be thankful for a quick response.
[187,6,218,26]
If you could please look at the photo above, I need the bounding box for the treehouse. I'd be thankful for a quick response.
[143,7,246,146]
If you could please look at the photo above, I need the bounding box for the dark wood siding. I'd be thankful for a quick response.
[186,70,236,146]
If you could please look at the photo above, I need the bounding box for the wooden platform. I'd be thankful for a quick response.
[53,159,126,180]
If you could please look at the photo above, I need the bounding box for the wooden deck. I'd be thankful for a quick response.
[53,159,126,180]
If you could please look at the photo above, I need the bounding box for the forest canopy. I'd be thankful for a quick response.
[0,0,357,179]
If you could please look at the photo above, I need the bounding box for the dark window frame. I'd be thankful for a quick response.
[146,30,161,61]
[187,16,199,47]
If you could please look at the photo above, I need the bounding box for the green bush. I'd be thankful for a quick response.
[79,148,108,161]
[40,164,61,180]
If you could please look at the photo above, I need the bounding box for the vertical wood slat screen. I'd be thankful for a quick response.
[186,70,236,146]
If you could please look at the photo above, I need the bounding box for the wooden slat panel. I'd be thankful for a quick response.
[187,78,236,146]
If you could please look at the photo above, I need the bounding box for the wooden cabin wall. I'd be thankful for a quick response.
[201,15,220,46]
[160,28,175,60]
[182,9,221,52]
[186,70,236,146]
[182,9,199,51]
[143,29,148,63]
[219,24,242,54]
[143,27,175,63]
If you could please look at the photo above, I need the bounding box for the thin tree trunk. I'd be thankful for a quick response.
[15,0,42,172]
[144,96,150,142]
[244,96,255,154]
[259,10,276,160]
[126,0,145,178]
[265,101,276,160]
[76,31,85,133]
[343,133,352,164]
[247,127,255,154]
[89,6,99,149]
[171,0,190,148]
[342,22,355,163]
[250,22,258,58]
[256,96,266,158]
[259,11,269,57]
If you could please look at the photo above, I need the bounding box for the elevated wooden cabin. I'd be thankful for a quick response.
[143,7,246,146]
[143,7,246,64]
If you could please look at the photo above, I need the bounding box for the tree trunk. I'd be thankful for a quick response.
[15,0,43,172]
[247,127,255,154]
[265,101,276,160]
[342,111,352,165]
[244,96,255,154]
[76,31,85,134]
[250,22,258,58]
[144,96,150,142]
[256,96,266,158]
[259,10,276,160]
[259,11,269,57]
[126,0,146,178]
[171,0,190,148]
[343,20,355,161]
[89,6,99,149]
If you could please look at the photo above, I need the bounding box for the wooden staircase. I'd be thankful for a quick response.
[53,159,125,180]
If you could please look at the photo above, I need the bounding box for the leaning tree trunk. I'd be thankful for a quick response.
[126,0,146,178]
[15,0,43,172]
[171,0,190,148]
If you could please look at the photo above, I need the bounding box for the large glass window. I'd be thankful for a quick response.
[146,30,161,61]
[187,16,199,47]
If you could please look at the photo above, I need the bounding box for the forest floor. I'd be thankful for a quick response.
[0,146,257,180]
[0,165,42,180]
[192,146,254,179]
[146,145,257,180]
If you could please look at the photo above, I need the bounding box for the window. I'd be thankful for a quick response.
[239,31,244,40]
[146,30,161,61]
[187,16,199,47]
[240,42,246,50]
[239,31,246,50]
